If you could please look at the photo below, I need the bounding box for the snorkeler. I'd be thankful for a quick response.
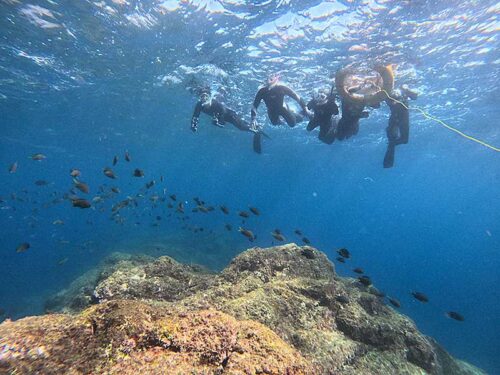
[383,85,418,168]
[191,88,264,154]
[335,95,370,141]
[306,87,339,144]
[250,74,311,130]
[334,65,395,141]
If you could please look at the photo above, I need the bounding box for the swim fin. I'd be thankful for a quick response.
[253,132,262,154]
[260,130,271,140]
[383,143,396,168]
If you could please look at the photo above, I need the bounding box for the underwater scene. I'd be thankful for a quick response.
[0,0,499,374]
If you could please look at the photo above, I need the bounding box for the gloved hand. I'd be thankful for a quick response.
[191,117,198,132]
[250,119,259,133]
[212,115,224,128]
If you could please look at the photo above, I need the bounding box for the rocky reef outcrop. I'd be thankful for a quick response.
[1,244,486,375]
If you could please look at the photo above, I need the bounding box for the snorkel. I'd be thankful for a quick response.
[266,73,281,89]
[200,91,211,107]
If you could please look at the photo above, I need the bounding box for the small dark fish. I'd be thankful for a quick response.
[73,179,89,194]
[220,206,229,215]
[337,248,350,259]
[335,295,350,304]
[35,180,48,186]
[302,237,311,244]
[353,268,364,274]
[71,198,91,209]
[133,169,144,177]
[336,256,346,263]
[111,187,120,194]
[57,257,68,266]
[30,153,46,161]
[446,311,464,321]
[156,216,161,221]
[70,169,81,177]
[301,248,315,259]
[368,287,385,298]
[206,206,215,211]
[271,231,285,242]
[8,162,18,173]
[239,227,255,241]
[125,150,131,162]
[145,180,155,189]
[176,202,184,213]
[225,224,232,231]
[194,197,202,205]
[358,276,372,287]
[239,211,250,218]
[52,219,64,225]
[411,291,429,303]
[249,207,260,216]
[388,297,401,308]
[113,155,118,166]
[170,194,177,201]
[197,205,209,213]
[103,167,117,179]
[160,176,164,182]
[16,242,30,253]
[294,229,303,236]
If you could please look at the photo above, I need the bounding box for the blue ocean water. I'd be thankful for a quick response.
[1,0,499,373]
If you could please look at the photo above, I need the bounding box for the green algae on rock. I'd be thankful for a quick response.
[26,243,487,375]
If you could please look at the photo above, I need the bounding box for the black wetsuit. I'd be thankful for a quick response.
[335,99,368,141]
[307,94,339,144]
[383,92,412,168]
[191,99,262,154]
[192,99,250,131]
[251,85,307,127]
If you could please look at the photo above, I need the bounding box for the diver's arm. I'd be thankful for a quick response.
[191,102,202,132]
[251,88,264,124]
[402,86,418,101]
[283,86,311,117]
[283,86,306,110]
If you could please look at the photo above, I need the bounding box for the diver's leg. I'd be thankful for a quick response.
[307,118,319,131]
[280,107,298,127]
[225,111,250,131]
[268,110,281,126]
[384,123,399,168]
[396,119,409,145]
[336,117,351,140]
[319,118,335,144]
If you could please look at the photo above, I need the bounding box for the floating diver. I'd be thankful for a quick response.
[250,74,311,130]
[383,85,418,168]
[334,65,394,141]
[190,88,265,154]
[306,87,339,144]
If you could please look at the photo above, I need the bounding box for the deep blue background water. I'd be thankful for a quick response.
[1,0,500,373]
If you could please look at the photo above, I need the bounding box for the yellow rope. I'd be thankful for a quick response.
[381,89,500,152]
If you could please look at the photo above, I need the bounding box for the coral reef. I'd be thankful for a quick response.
[1,244,486,374]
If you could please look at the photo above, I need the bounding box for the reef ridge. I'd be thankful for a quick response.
[1,243,486,374]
